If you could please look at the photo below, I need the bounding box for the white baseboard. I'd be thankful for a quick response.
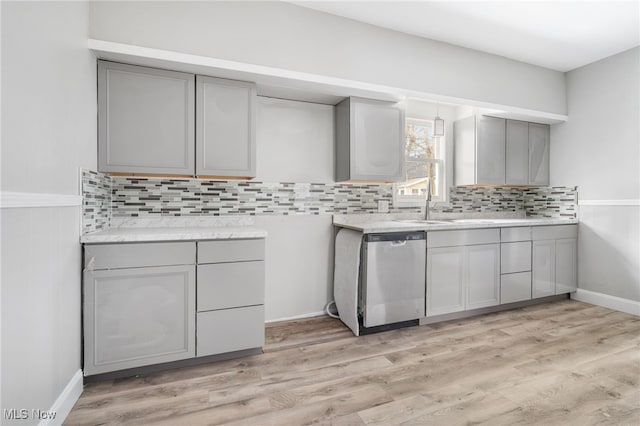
[265,310,325,323]
[571,289,640,316]
[39,369,83,426]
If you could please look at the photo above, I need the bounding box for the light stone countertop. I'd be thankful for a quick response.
[81,216,267,244]
[333,214,578,234]
[81,226,267,244]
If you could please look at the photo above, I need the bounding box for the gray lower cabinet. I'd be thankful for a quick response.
[196,75,256,178]
[427,229,500,316]
[427,246,465,316]
[500,227,533,304]
[83,261,196,376]
[196,239,265,357]
[335,97,405,182]
[532,225,578,297]
[98,60,195,175]
[83,239,266,376]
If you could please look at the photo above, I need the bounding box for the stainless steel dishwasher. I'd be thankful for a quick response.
[360,232,426,328]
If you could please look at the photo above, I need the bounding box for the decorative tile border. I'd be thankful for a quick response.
[81,170,578,233]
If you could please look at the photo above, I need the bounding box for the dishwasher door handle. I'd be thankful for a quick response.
[391,240,407,246]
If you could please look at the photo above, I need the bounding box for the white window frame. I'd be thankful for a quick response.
[394,117,447,206]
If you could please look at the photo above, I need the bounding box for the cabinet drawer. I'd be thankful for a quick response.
[85,242,196,270]
[501,241,532,273]
[198,239,265,264]
[501,227,531,242]
[196,305,265,357]
[427,229,500,248]
[197,261,264,311]
[532,225,577,240]
[501,272,532,304]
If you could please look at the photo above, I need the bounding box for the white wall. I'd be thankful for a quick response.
[254,97,336,321]
[88,1,566,115]
[1,1,96,423]
[256,97,334,183]
[551,47,640,302]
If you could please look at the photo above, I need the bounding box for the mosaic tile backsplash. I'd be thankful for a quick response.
[81,169,111,233]
[81,170,577,233]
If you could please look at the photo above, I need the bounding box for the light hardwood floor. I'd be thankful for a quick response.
[66,300,640,425]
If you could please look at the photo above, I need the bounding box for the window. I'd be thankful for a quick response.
[395,118,445,204]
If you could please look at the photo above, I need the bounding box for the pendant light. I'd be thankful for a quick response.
[434,102,445,137]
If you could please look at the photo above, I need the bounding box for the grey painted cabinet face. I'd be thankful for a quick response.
[427,229,500,316]
[196,76,256,177]
[83,264,196,375]
[532,240,557,298]
[427,246,466,316]
[501,272,532,304]
[98,61,195,175]
[555,238,577,294]
[501,241,532,274]
[532,226,577,298]
[476,116,506,184]
[195,239,265,358]
[335,97,404,182]
[506,120,529,185]
[529,123,550,186]
[454,116,550,186]
[466,243,500,310]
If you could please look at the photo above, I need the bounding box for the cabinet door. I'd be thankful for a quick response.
[427,246,465,316]
[529,123,550,185]
[556,238,577,294]
[351,99,404,181]
[532,240,555,298]
[196,76,256,177]
[467,244,500,310]
[476,116,506,184]
[98,61,195,175]
[506,120,529,185]
[83,265,196,375]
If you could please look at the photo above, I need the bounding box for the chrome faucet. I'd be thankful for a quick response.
[425,178,432,220]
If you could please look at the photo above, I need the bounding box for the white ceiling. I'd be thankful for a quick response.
[292,1,640,72]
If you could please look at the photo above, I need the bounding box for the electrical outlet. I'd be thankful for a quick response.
[378,200,389,213]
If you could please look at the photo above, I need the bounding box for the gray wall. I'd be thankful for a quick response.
[88,1,566,115]
[551,47,640,302]
[1,1,96,422]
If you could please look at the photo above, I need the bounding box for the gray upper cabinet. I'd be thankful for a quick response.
[454,116,506,185]
[98,60,195,175]
[505,120,529,185]
[196,76,256,178]
[335,97,404,182]
[476,116,506,184]
[455,115,551,186]
[529,123,550,186]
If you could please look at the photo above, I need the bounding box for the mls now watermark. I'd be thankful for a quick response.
[3,409,57,421]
